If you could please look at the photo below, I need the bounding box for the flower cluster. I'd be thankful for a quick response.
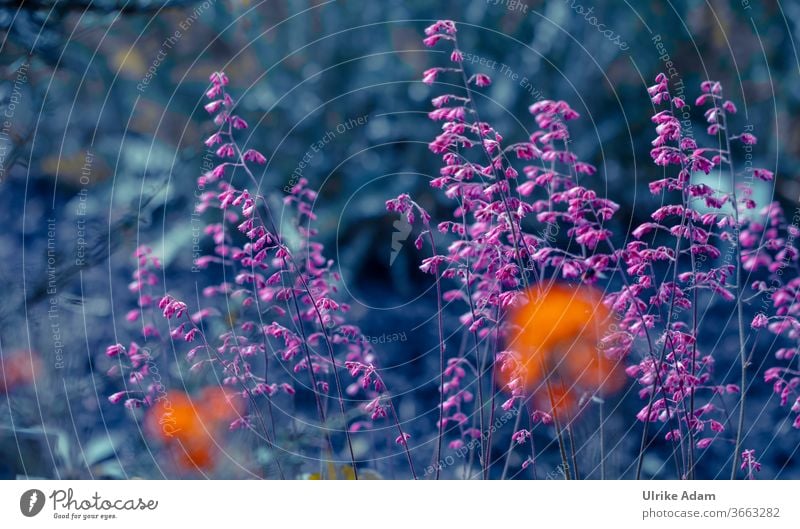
[395,19,623,478]
[389,19,793,479]
[740,202,800,429]
[105,72,414,478]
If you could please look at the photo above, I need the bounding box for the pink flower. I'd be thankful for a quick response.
[216,144,235,158]
[531,410,552,424]
[696,438,714,449]
[751,313,769,329]
[740,449,762,478]
[231,116,248,129]
[423,35,442,47]
[124,398,143,410]
[739,132,757,145]
[243,149,266,164]
[204,100,224,114]
[512,429,531,444]
[472,74,491,87]
[753,168,774,181]
[108,391,127,404]
[105,344,126,357]
[422,68,440,85]
[209,71,229,86]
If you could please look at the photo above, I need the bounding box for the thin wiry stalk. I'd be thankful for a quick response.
[426,229,447,480]
[688,246,698,479]
[544,378,572,480]
[558,375,580,480]
[526,401,539,479]
[500,402,524,480]
[720,106,748,480]
[484,305,501,479]
[463,246,486,478]
[373,371,417,479]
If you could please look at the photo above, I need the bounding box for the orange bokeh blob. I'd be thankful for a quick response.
[145,388,243,471]
[500,283,623,416]
[0,350,42,393]
[198,387,245,423]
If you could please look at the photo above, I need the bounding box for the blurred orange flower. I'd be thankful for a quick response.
[145,388,243,471]
[0,350,42,393]
[500,283,623,416]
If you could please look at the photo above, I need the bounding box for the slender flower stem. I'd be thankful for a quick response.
[484,305,501,479]
[428,229,447,480]
[373,372,418,479]
[463,243,486,478]
[722,107,748,481]
[500,403,524,480]
[545,381,572,480]
[526,401,539,479]
[688,245,698,480]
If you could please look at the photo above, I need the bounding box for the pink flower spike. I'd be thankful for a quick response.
[512,429,531,445]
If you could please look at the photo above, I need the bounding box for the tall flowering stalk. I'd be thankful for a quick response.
[617,74,779,479]
[400,20,619,479]
[741,203,800,433]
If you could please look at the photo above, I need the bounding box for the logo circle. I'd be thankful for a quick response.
[20,489,45,517]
